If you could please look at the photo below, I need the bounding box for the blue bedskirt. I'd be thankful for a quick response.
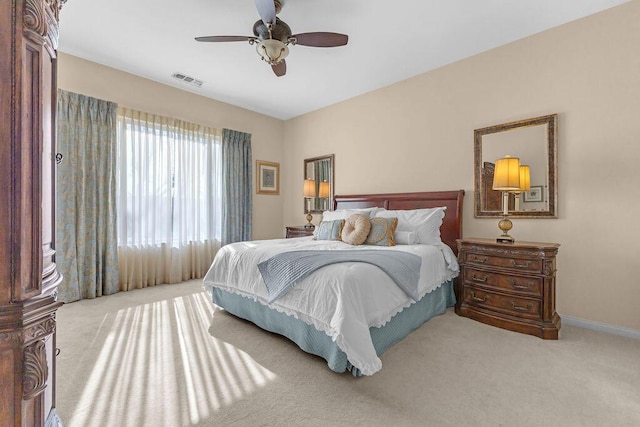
[208,280,455,376]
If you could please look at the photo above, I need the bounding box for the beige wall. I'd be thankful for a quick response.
[57,53,285,240]
[283,1,640,330]
[58,2,640,330]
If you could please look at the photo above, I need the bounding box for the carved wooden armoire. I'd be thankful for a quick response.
[1,1,65,425]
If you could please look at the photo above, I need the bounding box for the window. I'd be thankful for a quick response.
[116,110,222,248]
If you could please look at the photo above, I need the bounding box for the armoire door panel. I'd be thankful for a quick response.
[0,0,64,425]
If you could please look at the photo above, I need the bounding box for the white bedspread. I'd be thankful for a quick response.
[203,237,459,375]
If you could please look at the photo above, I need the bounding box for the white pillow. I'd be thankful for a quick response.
[353,207,386,216]
[375,207,446,245]
[394,231,418,245]
[321,207,383,222]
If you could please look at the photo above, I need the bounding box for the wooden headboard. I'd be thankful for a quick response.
[334,190,465,255]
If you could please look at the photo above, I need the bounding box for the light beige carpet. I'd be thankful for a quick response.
[56,280,640,427]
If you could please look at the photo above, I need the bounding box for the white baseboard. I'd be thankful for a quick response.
[562,315,640,340]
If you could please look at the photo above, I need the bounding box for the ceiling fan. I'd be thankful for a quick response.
[195,0,349,77]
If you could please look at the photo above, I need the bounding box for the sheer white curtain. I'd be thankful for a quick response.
[116,108,222,289]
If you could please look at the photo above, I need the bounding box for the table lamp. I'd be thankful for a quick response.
[492,155,520,243]
[303,179,316,228]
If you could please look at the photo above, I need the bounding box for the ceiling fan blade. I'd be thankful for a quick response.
[292,32,348,47]
[195,35,254,42]
[272,60,286,77]
[254,0,276,26]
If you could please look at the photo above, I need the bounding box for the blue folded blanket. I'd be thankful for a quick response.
[257,250,422,303]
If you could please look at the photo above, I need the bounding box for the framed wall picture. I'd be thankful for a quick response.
[256,160,280,195]
[523,185,544,202]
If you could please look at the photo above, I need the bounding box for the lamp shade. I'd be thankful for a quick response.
[519,165,531,192]
[319,181,330,198]
[492,155,521,191]
[303,179,316,197]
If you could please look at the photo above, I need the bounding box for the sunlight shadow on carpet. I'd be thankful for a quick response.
[67,291,277,426]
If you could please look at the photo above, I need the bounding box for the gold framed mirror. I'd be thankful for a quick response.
[304,154,335,214]
[474,114,558,218]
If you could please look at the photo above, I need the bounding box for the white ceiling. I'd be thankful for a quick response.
[58,0,629,120]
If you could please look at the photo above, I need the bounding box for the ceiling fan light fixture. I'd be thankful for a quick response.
[256,39,289,65]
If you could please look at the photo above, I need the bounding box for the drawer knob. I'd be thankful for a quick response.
[511,302,533,312]
[510,280,533,290]
[470,291,487,302]
[470,255,487,263]
[472,274,488,283]
[510,259,532,269]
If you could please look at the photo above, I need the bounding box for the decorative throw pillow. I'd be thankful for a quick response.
[341,214,371,245]
[365,217,398,246]
[313,219,345,241]
[317,209,381,238]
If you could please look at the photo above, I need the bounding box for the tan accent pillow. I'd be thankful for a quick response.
[365,217,398,246]
[341,214,371,245]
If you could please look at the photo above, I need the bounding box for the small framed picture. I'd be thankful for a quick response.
[524,186,544,202]
[256,160,280,195]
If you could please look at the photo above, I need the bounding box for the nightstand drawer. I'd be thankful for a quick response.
[286,226,315,238]
[463,288,542,320]
[463,269,542,297]
[464,252,542,273]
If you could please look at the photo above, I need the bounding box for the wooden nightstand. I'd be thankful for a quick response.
[286,225,315,238]
[456,238,561,339]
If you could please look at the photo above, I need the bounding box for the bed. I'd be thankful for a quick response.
[203,190,464,376]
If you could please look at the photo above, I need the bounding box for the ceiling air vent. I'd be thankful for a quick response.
[172,72,204,88]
